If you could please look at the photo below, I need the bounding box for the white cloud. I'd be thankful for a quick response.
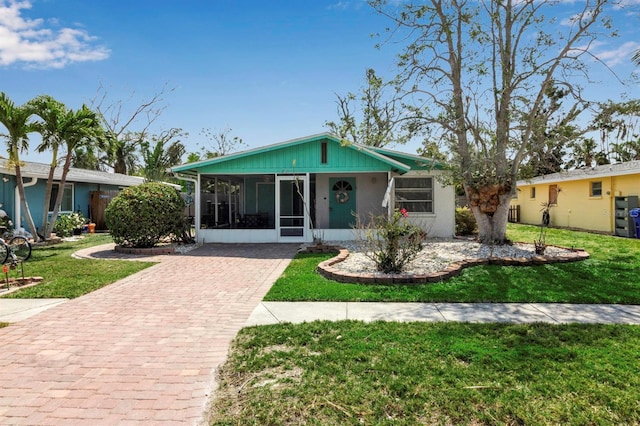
[0,0,109,68]
[327,1,366,11]
[594,40,640,67]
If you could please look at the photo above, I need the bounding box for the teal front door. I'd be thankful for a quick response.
[329,178,356,229]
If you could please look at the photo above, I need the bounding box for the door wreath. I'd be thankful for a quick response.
[335,190,350,204]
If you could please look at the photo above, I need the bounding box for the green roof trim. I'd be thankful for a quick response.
[368,146,447,171]
[171,133,444,175]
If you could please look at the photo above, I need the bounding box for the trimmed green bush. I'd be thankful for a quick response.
[105,182,184,248]
[455,206,478,236]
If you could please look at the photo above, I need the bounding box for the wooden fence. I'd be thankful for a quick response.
[508,205,520,223]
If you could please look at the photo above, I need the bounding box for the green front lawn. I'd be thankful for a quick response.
[1,235,154,299]
[265,224,640,304]
[210,321,640,425]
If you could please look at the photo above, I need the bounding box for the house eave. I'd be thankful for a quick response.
[517,160,640,186]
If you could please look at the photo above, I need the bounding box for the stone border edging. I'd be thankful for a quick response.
[114,245,175,255]
[0,277,45,295]
[317,246,590,285]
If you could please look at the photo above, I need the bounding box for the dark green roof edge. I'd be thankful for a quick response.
[368,146,447,170]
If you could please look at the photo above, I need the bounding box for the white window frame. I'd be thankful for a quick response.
[590,181,602,197]
[393,177,434,214]
[49,183,74,213]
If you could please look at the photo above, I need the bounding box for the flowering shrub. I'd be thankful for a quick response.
[105,182,184,248]
[455,206,477,235]
[357,208,426,274]
[53,212,86,237]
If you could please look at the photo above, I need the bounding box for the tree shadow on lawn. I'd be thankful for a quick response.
[442,260,640,304]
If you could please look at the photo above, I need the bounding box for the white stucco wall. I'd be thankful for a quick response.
[396,170,456,239]
[314,172,388,229]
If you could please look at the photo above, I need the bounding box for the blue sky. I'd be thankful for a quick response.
[1,0,639,165]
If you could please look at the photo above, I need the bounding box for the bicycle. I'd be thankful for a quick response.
[0,234,32,267]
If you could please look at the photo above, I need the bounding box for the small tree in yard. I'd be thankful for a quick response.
[357,208,426,274]
[105,182,184,248]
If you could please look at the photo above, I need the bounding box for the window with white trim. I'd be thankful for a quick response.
[590,181,602,197]
[394,177,433,213]
[49,183,74,212]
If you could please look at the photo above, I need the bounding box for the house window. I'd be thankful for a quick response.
[394,177,433,213]
[548,184,558,205]
[590,181,602,197]
[530,187,536,199]
[49,183,74,212]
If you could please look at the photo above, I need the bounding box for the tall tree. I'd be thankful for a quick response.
[139,128,186,182]
[519,86,583,178]
[0,93,39,241]
[46,105,102,238]
[591,99,640,162]
[29,95,69,237]
[99,131,141,174]
[326,68,417,147]
[197,127,246,158]
[370,0,614,243]
[92,84,171,174]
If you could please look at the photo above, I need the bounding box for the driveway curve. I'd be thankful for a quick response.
[0,243,298,425]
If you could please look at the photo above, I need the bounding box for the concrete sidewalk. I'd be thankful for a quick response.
[3,299,640,326]
[0,298,68,322]
[247,301,640,325]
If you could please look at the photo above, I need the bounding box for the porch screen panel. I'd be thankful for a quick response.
[279,180,304,237]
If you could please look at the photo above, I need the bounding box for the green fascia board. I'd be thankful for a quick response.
[368,146,447,171]
[171,133,412,175]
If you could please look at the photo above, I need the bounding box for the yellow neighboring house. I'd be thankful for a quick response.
[511,160,640,237]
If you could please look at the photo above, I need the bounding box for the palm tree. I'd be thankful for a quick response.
[29,95,69,237]
[46,105,102,238]
[140,128,186,182]
[99,131,140,175]
[0,92,40,242]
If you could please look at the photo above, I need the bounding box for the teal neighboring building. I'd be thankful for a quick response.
[171,133,456,243]
[0,159,147,235]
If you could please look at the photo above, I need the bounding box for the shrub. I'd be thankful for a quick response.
[455,206,477,236]
[357,208,426,274]
[53,212,86,237]
[105,182,184,248]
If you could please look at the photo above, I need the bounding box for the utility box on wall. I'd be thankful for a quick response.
[614,195,639,237]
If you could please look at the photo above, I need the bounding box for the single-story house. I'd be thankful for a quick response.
[171,133,455,244]
[0,159,148,234]
[511,160,640,236]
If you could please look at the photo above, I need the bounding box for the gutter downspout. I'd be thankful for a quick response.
[173,173,200,243]
[610,175,615,234]
[14,177,38,230]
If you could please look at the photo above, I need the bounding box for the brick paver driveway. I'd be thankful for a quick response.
[0,243,298,425]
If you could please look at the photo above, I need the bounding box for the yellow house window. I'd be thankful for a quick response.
[590,181,602,197]
[530,187,536,199]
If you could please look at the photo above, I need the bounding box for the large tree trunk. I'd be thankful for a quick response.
[14,164,40,243]
[41,151,58,239]
[466,184,512,244]
[46,154,73,238]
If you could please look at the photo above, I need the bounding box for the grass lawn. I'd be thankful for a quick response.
[1,234,154,299]
[210,321,640,425]
[264,224,640,304]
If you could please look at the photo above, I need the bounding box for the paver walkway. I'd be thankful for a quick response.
[0,243,298,425]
